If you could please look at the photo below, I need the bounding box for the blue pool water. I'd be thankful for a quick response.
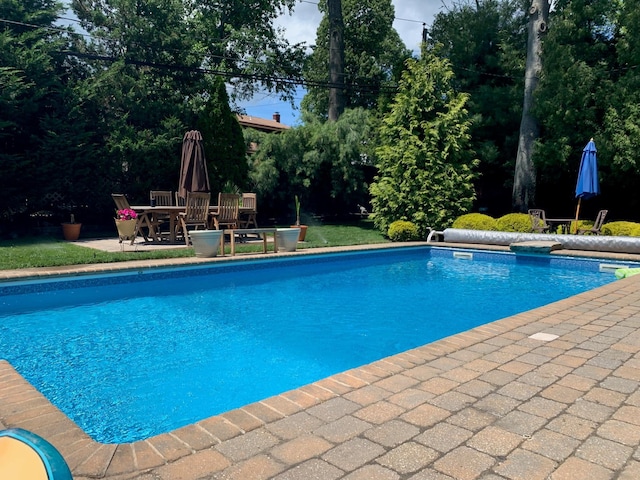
[0,247,635,443]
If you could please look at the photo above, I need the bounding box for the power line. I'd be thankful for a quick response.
[299,0,429,25]
[54,50,400,94]
[2,16,401,92]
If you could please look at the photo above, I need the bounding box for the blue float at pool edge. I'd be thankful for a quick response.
[0,428,72,480]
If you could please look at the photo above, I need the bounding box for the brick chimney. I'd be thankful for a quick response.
[273,112,281,123]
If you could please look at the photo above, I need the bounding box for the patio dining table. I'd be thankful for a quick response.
[546,217,575,234]
[130,205,253,245]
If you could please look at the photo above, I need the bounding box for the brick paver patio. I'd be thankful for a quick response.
[1,244,639,479]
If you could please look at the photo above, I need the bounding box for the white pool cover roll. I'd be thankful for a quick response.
[442,228,640,254]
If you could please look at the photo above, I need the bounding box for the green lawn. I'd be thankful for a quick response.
[0,220,389,270]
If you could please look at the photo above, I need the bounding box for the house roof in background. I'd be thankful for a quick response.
[236,114,290,133]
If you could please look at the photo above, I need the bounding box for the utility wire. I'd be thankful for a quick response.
[0,16,519,83]
[54,50,400,93]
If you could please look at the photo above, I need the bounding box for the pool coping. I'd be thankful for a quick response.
[2,243,640,479]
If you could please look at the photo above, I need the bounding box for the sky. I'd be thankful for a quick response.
[240,0,454,126]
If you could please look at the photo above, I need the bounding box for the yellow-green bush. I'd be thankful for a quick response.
[601,221,640,236]
[388,220,419,241]
[452,213,498,231]
[495,213,531,232]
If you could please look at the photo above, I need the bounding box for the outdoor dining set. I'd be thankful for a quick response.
[112,191,259,246]
[528,208,608,235]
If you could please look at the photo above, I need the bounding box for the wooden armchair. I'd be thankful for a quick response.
[239,193,258,229]
[577,209,608,235]
[149,191,173,238]
[111,193,131,211]
[177,192,211,246]
[150,191,173,206]
[211,193,240,231]
[528,209,550,233]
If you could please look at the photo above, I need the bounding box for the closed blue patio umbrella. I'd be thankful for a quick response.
[573,138,600,229]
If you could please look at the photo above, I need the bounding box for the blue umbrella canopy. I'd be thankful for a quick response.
[573,138,599,230]
[575,139,599,199]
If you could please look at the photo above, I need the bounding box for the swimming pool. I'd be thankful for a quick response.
[0,246,636,443]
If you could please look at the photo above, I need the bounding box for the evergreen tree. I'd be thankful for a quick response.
[197,77,248,194]
[0,0,94,225]
[370,48,478,236]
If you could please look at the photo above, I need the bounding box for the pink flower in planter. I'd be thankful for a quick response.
[116,209,138,220]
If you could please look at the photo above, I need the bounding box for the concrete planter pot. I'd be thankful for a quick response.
[115,219,137,243]
[276,228,301,252]
[189,230,223,257]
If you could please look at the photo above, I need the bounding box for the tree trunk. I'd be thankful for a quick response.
[512,0,549,212]
[327,0,345,121]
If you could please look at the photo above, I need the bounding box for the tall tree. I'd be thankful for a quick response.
[190,0,306,102]
[512,0,549,212]
[302,0,411,118]
[534,0,625,216]
[197,77,248,194]
[370,48,478,236]
[0,0,94,224]
[427,0,527,215]
[327,0,345,120]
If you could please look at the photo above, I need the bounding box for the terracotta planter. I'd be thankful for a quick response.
[61,223,82,241]
[189,230,223,257]
[115,219,137,243]
[277,228,301,252]
[290,224,308,241]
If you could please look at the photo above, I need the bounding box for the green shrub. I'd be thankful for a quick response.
[452,213,497,231]
[574,220,594,233]
[388,220,420,241]
[495,213,531,232]
[601,221,640,236]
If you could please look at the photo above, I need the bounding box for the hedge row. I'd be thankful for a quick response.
[451,213,640,237]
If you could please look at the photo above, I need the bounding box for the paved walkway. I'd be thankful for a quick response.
[1,244,640,479]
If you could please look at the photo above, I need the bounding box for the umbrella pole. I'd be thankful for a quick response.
[573,197,582,234]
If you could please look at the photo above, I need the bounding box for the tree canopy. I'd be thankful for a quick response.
[302,0,411,118]
[427,0,526,215]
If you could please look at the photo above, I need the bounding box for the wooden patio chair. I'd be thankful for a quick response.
[239,193,258,229]
[577,209,608,235]
[150,190,173,206]
[211,193,240,231]
[149,191,173,239]
[237,192,259,240]
[528,209,550,234]
[111,193,130,211]
[175,192,186,206]
[177,192,211,246]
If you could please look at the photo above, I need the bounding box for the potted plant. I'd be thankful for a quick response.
[115,208,138,243]
[189,229,224,257]
[61,214,82,241]
[291,195,308,241]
